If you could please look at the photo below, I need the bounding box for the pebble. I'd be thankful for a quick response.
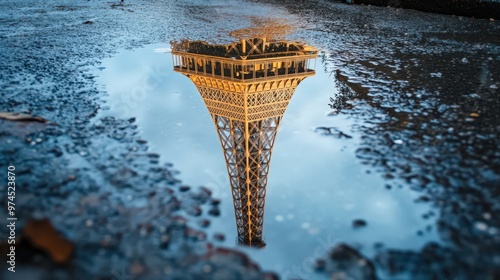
[85,219,93,227]
[214,233,225,241]
[209,198,221,206]
[352,219,367,228]
[475,222,488,231]
[208,207,220,217]
[198,219,210,228]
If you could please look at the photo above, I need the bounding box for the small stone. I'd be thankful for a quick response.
[262,273,280,280]
[160,234,169,248]
[186,205,202,216]
[328,244,376,279]
[203,264,212,273]
[214,233,225,241]
[475,222,488,231]
[179,185,190,192]
[373,242,384,249]
[210,198,221,206]
[186,228,206,241]
[130,261,144,275]
[198,219,211,228]
[208,207,220,217]
[314,258,326,271]
[352,219,367,228]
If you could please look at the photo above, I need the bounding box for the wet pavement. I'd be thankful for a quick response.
[1,0,499,279]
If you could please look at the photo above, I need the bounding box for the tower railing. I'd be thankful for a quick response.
[172,52,317,83]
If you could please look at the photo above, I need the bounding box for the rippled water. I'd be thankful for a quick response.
[96,44,439,279]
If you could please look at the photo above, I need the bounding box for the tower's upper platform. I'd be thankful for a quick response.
[171,38,318,83]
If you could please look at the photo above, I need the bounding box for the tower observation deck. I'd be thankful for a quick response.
[171,38,317,247]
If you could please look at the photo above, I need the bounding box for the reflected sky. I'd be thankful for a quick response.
[96,44,439,279]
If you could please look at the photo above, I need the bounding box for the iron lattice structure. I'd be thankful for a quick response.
[172,38,317,247]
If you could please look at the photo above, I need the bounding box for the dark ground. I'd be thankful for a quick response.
[336,0,500,20]
[1,0,499,279]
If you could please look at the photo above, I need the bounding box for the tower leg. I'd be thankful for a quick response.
[212,115,281,248]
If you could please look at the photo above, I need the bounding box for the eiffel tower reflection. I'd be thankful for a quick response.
[171,36,317,248]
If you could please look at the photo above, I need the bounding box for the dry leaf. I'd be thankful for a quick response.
[0,112,47,123]
[23,219,74,263]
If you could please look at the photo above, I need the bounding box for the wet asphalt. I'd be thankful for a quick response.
[0,0,499,279]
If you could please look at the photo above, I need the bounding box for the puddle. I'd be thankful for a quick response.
[95,44,439,279]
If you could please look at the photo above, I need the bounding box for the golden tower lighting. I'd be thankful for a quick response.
[171,38,317,248]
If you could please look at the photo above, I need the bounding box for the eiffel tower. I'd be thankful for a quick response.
[171,38,317,247]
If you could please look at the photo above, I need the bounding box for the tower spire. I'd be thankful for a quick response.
[172,38,317,247]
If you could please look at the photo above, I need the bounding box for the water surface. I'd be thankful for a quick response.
[96,44,439,279]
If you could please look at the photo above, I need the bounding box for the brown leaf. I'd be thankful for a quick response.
[23,219,74,263]
[0,112,47,123]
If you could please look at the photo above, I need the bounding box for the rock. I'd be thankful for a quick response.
[314,258,327,271]
[262,273,280,280]
[186,228,206,242]
[160,234,169,249]
[192,187,212,204]
[210,198,221,206]
[198,219,211,228]
[375,243,480,279]
[352,219,367,228]
[325,244,376,280]
[208,207,221,217]
[214,233,225,242]
[184,205,202,216]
